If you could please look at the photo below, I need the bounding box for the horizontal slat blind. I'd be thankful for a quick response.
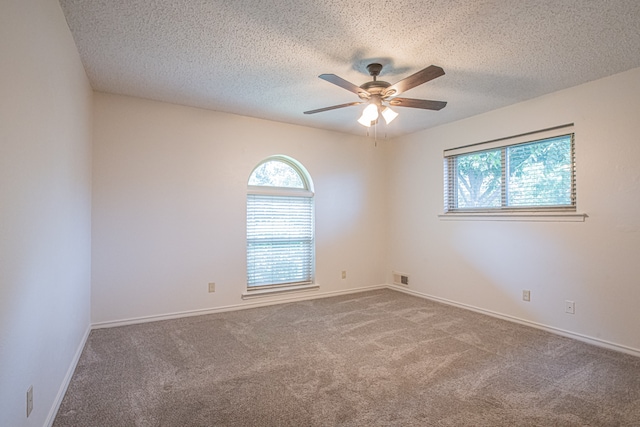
[505,135,574,208]
[247,194,314,287]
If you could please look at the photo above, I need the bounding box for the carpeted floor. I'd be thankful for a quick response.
[53,289,640,426]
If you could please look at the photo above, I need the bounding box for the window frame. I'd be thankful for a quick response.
[441,125,586,221]
[245,156,316,293]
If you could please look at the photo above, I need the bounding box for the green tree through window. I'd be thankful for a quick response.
[456,150,502,208]
[507,138,573,206]
[445,134,575,211]
[248,160,305,188]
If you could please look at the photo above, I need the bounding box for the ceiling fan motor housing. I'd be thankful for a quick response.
[360,63,397,99]
[360,80,391,95]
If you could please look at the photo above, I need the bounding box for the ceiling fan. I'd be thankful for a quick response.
[304,63,447,127]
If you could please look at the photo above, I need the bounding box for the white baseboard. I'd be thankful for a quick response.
[388,284,640,358]
[92,284,387,329]
[90,283,640,358]
[45,324,91,427]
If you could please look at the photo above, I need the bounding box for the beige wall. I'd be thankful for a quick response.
[91,93,390,324]
[388,67,640,353]
[0,1,93,426]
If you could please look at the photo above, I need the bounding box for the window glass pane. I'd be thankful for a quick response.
[444,132,575,212]
[507,136,572,207]
[455,149,502,208]
[248,160,305,188]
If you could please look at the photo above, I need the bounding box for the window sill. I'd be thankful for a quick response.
[241,283,319,300]
[438,212,588,222]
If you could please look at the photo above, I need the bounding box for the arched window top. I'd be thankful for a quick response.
[248,156,312,191]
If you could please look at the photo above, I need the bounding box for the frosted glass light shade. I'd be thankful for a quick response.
[362,103,379,121]
[358,103,380,127]
[357,114,372,127]
[381,106,398,124]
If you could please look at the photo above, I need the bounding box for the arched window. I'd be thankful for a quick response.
[246,156,315,290]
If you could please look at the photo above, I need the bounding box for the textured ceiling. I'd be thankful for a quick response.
[59,0,640,138]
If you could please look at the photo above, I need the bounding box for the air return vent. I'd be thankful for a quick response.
[392,271,409,286]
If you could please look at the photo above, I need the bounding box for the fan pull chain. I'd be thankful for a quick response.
[374,121,378,146]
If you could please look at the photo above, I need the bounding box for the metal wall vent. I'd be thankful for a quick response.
[392,271,409,286]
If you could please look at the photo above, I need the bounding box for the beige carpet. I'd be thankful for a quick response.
[53,289,640,426]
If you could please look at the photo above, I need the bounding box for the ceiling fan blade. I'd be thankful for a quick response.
[319,74,370,97]
[304,101,363,115]
[385,65,445,96]
[388,97,447,110]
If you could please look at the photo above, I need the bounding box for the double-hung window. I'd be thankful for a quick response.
[246,156,315,290]
[444,127,576,214]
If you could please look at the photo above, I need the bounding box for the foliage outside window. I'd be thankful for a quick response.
[248,160,306,188]
[247,157,314,289]
[444,133,575,212]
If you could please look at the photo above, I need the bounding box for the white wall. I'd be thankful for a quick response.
[0,1,93,426]
[388,67,640,353]
[91,93,389,324]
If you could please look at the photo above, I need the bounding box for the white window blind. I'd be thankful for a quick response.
[444,128,576,213]
[247,194,314,288]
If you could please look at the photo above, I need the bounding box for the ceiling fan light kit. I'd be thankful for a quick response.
[304,62,447,129]
[357,105,398,127]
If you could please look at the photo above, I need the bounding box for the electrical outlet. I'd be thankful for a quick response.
[565,300,575,314]
[26,386,33,417]
[522,290,531,302]
[341,271,346,280]
[208,282,215,293]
